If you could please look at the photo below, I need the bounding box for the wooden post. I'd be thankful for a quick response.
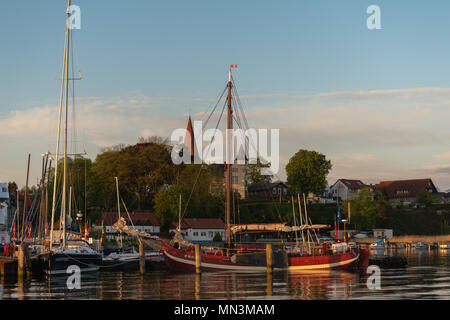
[266,270,273,296]
[18,244,24,276]
[195,243,201,274]
[266,243,273,273]
[18,244,31,277]
[139,242,145,274]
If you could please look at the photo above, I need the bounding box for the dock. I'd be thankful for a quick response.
[0,258,17,276]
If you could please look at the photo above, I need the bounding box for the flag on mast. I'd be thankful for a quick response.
[84,222,89,240]
[230,64,237,68]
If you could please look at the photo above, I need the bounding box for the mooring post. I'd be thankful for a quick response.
[18,244,24,277]
[195,243,201,274]
[17,244,31,278]
[139,242,145,274]
[266,243,273,273]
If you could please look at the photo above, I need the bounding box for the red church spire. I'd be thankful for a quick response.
[184,115,195,163]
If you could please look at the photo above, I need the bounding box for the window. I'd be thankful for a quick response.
[233,176,238,184]
[283,188,287,195]
[193,232,198,236]
[201,232,206,237]
[278,188,281,195]
[272,188,276,194]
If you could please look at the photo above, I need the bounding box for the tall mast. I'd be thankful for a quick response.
[61,0,71,249]
[226,68,233,248]
[50,0,71,250]
[115,177,123,248]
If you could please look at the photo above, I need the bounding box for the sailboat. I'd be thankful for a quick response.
[37,0,101,275]
[161,67,370,272]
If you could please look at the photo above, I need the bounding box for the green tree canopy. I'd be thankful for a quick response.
[351,188,378,231]
[247,158,273,186]
[91,140,176,211]
[153,184,191,229]
[285,149,332,195]
[416,190,438,207]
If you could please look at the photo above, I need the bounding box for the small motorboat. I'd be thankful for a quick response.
[412,242,428,249]
[439,243,450,249]
[370,239,386,249]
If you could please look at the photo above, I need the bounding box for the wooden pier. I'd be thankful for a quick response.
[0,258,18,277]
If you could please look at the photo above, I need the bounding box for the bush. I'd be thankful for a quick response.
[213,233,223,242]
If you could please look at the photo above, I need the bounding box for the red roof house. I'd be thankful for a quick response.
[375,178,438,204]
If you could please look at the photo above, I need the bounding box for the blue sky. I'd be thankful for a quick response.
[2,1,450,190]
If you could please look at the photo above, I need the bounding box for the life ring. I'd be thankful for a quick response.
[4,243,15,257]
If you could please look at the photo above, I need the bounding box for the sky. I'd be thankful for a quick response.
[2,0,450,191]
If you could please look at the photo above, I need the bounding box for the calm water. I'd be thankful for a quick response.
[1,249,449,300]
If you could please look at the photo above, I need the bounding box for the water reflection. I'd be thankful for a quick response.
[0,250,449,300]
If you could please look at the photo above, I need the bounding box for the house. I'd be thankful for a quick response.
[169,218,226,242]
[373,229,393,239]
[329,179,369,200]
[248,181,288,199]
[98,212,160,234]
[375,178,438,205]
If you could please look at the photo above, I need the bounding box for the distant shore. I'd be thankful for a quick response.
[354,235,450,244]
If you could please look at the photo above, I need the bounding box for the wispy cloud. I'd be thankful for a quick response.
[3,87,450,190]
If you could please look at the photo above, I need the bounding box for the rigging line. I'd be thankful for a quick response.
[201,85,227,123]
[180,96,228,220]
[202,85,227,129]
[230,84,262,163]
[231,76,250,130]
[120,197,142,245]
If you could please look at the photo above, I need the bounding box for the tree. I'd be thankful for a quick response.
[416,190,437,207]
[153,185,191,229]
[285,149,332,195]
[247,158,273,186]
[213,232,223,242]
[351,188,378,231]
[91,138,176,211]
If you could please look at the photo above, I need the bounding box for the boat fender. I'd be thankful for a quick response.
[4,243,15,257]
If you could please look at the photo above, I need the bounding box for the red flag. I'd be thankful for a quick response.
[230,64,237,68]
[27,222,32,239]
[12,222,16,239]
[334,216,338,240]
[84,222,89,240]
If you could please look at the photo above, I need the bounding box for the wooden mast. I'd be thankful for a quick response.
[226,68,233,248]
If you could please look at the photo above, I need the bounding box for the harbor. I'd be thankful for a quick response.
[1,249,449,300]
[2,0,450,308]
